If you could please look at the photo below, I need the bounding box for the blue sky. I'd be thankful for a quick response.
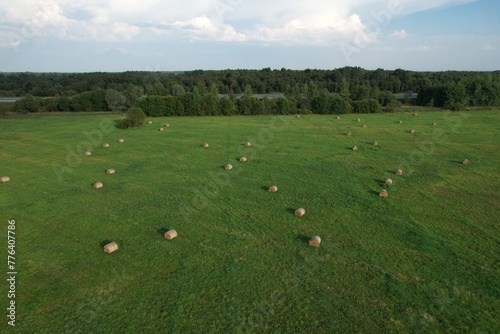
[0,0,498,72]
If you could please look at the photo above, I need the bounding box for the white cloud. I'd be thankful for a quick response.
[171,16,246,42]
[483,44,497,51]
[384,0,478,17]
[0,0,481,49]
[390,29,408,39]
[411,45,434,52]
[374,45,441,52]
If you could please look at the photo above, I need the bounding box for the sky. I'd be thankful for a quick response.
[0,0,499,72]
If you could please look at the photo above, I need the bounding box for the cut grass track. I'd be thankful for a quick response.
[0,111,499,333]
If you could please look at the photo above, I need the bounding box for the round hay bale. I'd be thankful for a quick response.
[336,116,341,120]
[356,118,361,122]
[225,164,233,170]
[385,178,393,186]
[269,185,278,193]
[352,145,358,151]
[362,124,367,128]
[295,208,305,217]
[106,168,116,175]
[462,159,470,165]
[379,189,389,197]
[308,236,321,247]
[244,141,251,147]
[165,123,171,127]
[295,114,301,118]
[413,113,418,116]
[373,140,379,146]
[117,139,125,143]
[432,122,437,126]
[240,156,247,162]
[147,121,153,125]
[93,182,103,189]
[1,176,10,183]
[159,128,164,132]
[164,229,177,240]
[103,241,118,254]
[346,131,352,136]
[410,129,415,134]
[84,151,92,156]
[102,143,109,148]
[395,169,403,176]
[202,143,209,148]
[399,120,403,124]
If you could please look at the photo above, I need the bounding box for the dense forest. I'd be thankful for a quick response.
[1,67,499,116]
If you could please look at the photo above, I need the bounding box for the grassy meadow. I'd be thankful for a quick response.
[0,111,499,333]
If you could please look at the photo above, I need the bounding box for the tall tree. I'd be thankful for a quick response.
[106,89,127,112]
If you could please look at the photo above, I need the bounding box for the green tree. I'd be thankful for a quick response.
[62,90,78,97]
[0,104,11,118]
[171,84,185,96]
[144,78,166,96]
[273,96,292,115]
[330,94,352,114]
[71,92,93,111]
[445,83,467,110]
[57,96,71,111]
[118,107,146,129]
[244,84,253,97]
[202,84,220,116]
[106,89,127,112]
[260,96,273,115]
[42,97,60,112]
[181,93,198,116]
[13,94,41,113]
[339,77,350,99]
[191,86,202,115]
[161,96,175,116]
[378,91,400,109]
[352,99,382,113]
[311,90,330,114]
[219,97,236,115]
[90,89,108,111]
[123,84,143,109]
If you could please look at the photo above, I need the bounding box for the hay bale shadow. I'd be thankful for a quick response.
[451,160,464,164]
[286,208,296,215]
[261,185,270,191]
[368,190,380,196]
[157,228,168,236]
[375,179,386,186]
[99,239,113,248]
[295,234,310,243]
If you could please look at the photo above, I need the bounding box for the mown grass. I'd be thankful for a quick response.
[0,111,499,333]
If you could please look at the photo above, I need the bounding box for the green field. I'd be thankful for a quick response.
[1,111,499,333]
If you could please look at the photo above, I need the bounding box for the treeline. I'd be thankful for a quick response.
[3,67,500,115]
[11,84,389,116]
[11,86,142,113]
